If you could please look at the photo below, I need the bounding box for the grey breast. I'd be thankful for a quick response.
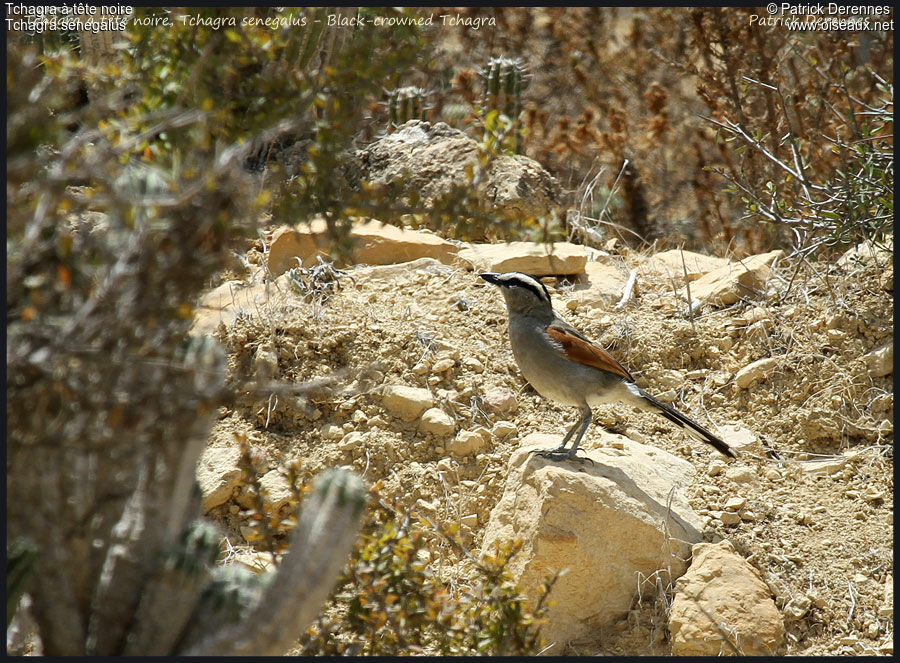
[507,316,595,407]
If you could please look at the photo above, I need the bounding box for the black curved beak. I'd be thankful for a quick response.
[479,272,502,285]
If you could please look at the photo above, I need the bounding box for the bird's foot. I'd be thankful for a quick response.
[571,447,596,465]
[533,447,594,465]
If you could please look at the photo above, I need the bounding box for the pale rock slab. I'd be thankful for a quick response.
[236,469,295,511]
[570,261,631,308]
[265,218,459,277]
[669,539,784,656]
[492,421,518,438]
[798,456,848,477]
[197,444,243,512]
[351,257,451,283]
[717,425,760,454]
[336,432,365,453]
[382,385,435,421]
[863,340,893,377]
[480,433,703,653]
[689,250,783,309]
[191,275,292,336]
[258,470,294,511]
[458,241,591,276]
[639,249,727,281]
[837,237,892,269]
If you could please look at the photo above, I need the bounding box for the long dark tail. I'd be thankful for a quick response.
[639,389,737,458]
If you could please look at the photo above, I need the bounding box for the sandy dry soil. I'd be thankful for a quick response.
[204,239,892,656]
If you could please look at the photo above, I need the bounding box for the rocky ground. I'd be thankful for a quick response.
[195,228,892,656]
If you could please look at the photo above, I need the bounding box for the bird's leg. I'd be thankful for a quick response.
[533,413,582,456]
[535,406,594,464]
[564,407,593,461]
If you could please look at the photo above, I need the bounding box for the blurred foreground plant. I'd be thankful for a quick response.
[299,492,559,656]
[6,8,428,655]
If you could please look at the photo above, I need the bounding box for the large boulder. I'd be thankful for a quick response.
[837,236,892,269]
[346,120,561,222]
[481,433,704,653]
[669,539,784,656]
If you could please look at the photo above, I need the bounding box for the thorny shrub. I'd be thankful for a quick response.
[432,7,892,255]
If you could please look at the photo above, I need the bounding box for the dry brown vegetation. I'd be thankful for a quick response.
[424,8,891,254]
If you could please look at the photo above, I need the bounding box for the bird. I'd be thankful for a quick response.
[480,271,736,460]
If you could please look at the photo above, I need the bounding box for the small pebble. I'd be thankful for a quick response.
[725,466,756,483]
[432,358,456,373]
[464,357,485,373]
[718,511,742,525]
[708,460,726,477]
[460,513,478,527]
[492,421,517,438]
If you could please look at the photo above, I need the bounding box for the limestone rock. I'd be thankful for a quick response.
[863,340,893,377]
[352,257,451,283]
[352,220,458,267]
[266,223,323,277]
[447,428,490,456]
[481,433,703,652]
[492,420,518,438]
[734,357,778,389]
[640,249,727,281]
[458,241,590,276]
[419,407,456,436]
[717,425,760,454]
[431,357,456,374]
[197,444,242,512]
[724,465,757,484]
[482,387,518,414]
[266,218,459,277]
[320,423,344,441]
[669,540,784,656]
[382,385,434,421]
[259,470,294,511]
[347,120,560,222]
[798,456,848,477]
[191,278,277,336]
[689,250,783,309]
[837,237,892,269]
[337,432,364,453]
[253,342,279,382]
[571,261,631,307]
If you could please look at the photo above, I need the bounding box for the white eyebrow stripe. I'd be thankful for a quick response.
[499,272,551,301]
